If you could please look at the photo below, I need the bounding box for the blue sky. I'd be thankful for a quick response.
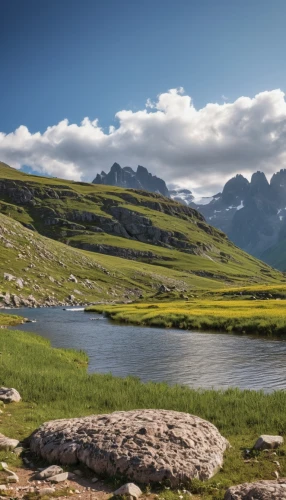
[1,0,286,193]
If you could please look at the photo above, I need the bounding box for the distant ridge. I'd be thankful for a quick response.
[189,169,286,269]
[92,162,170,197]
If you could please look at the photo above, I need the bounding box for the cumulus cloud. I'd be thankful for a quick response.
[1,87,286,195]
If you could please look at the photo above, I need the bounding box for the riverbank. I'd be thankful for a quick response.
[0,311,286,499]
[86,296,286,337]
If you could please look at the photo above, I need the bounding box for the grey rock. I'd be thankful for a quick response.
[1,462,19,483]
[0,387,21,403]
[13,446,24,456]
[38,487,56,496]
[114,483,142,499]
[30,409,229,486]
[68,274,78,283]
[254,435,284,450]
[0,433,19,451]
[4,273,16,282]
[48,472,69,483]
[36,465,64,480]
[224,478,286,499]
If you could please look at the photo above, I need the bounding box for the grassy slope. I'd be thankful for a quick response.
[2,212,235,305]
[0,162,283,293]
[0,323,286,499]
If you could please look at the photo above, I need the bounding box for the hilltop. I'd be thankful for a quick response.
[0,161,283,306]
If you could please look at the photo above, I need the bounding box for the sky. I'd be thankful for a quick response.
[1,0,286,196]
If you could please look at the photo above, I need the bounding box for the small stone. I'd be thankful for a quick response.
[36,465,64,479]
[91,477,99,483]
[73,470,83,476]
[13,447,24,456]
[0,387,21,403]
[38,487,55,496]
[254,435,284,450]
[48,472,69,483]
[0,462,19,483]
[7,474,19,483]
[113,483,143,500]
[0,434,19,451]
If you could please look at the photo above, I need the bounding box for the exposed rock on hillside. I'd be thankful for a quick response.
[93,163,170,197]
[30,409,229,486]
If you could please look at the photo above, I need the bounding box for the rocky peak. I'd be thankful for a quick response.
[92,163,170,197]
[249,171,270,198]
[221,174,249,206]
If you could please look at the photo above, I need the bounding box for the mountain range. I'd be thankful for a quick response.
[191,170,286,270]
[92,163,286,271]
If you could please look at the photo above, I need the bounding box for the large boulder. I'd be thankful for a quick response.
[224,479,286,499]
[30,409,229,486]
[0,387,21,403]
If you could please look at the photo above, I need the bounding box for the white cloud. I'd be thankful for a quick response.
[1,88,286,195]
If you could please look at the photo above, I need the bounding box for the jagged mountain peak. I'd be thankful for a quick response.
[221,174,249,205]
[249,171,270,197]
[92,163,169,197]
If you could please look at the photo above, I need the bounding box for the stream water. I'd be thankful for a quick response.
[9,307,286,391]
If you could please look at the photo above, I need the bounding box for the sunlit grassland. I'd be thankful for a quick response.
[86,298,286,337]
[0,312,24,326]
[1,323,286,499]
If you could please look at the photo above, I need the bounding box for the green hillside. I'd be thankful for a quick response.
[0,161,284,306]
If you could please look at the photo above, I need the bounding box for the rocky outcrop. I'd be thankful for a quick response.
[73,243,163,261]
[93,163,170,197]
[30,409,229,486]
[224,479,286,499]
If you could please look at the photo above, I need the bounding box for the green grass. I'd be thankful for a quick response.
[0,312,24,326]
[0,161,284,298]
[86,296,286,337]
[0,326,286,499]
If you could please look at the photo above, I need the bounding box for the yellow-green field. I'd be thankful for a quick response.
[86,295,286,337]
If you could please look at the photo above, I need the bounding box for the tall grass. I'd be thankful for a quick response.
[1,328,286,438]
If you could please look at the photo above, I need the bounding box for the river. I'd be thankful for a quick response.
[8,307,286,391]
